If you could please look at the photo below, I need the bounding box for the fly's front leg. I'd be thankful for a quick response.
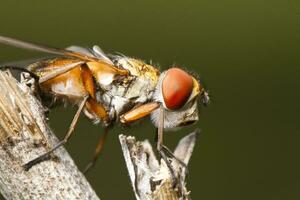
[122,103,180,185]
[156,105,188,189]
[156,105,176,183]
[120,102,184,181]
[120,102,159,124]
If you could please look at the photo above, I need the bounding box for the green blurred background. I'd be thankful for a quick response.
[0,0,300,199]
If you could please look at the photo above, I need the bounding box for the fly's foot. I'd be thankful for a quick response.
[158,145,189,196]
[83,162,94,174]
[161,145,189,178]
[23,154,52,171]
[159,149,178,187]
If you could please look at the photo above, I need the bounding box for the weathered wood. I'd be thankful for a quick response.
[119,130,198,200]
[0,71,100,200]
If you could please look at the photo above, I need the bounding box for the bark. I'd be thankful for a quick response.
[0,71,100,200]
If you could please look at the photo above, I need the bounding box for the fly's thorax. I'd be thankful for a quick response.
[114,57,159,86]
[96,56,160,120]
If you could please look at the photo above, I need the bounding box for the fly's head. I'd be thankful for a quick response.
[151,67,209,130]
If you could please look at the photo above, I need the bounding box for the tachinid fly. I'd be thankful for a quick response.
[0,35,209,176]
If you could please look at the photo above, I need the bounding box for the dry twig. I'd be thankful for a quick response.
[0,71,100,200]
[119,130,198,200]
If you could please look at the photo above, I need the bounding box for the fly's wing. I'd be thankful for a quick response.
[0,35,128,83]
[0,35,111,64]
[66,46,95,57]
[0,35,70,56]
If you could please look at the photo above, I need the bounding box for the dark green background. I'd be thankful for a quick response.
[1,0,300,199]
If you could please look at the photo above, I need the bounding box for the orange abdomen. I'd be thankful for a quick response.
[29,59,88,101]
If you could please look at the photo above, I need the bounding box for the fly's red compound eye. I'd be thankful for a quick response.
[162,68,193,110]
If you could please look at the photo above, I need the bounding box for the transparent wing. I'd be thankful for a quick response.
[0,35,69,56]
[66,46,95,57]
[0,35,109,64]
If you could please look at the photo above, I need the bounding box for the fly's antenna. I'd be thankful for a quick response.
[0,66,40,82]
[200,89,211,107]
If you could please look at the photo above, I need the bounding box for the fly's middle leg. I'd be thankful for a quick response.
[83,128,109,174]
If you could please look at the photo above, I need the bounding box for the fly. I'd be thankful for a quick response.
[0,35,210,180]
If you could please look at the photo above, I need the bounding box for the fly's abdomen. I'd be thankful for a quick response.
[27,58,88,100]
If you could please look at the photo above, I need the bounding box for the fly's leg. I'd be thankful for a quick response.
[23,95,89,171]
[161,145,188,173]
[119,102,159,124]
[79,97,110,173]
[156,105,188,189]
[74,98,110,174]
[156,106,176,183]
[23,63,110,170]
[81,63,110,125]
[83,102,160,174]
[85,97,110,125]
[83,128,109,174]
[120,103,186,183]
[80,64,110,173]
